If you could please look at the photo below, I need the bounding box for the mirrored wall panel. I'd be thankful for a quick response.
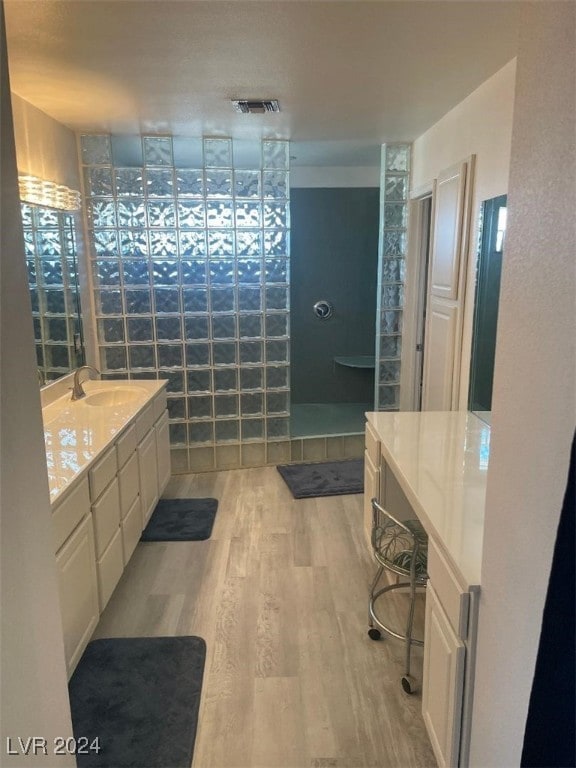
[469,194,507,417]
[21,203,85,383]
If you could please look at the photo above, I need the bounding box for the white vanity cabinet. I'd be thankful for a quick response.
[364,411,488,768]
[48,383,170,677]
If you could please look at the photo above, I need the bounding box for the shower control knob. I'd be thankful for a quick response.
[313,300,333,320]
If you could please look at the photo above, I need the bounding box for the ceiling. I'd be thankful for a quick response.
[4,0,521,166]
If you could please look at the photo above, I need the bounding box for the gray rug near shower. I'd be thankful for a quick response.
[141,497,218,541]
[277,458,364,498]
[68,636,206,768]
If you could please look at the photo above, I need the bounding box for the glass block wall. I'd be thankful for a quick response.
[375,144,410,410]
[80,135,290,472]
[22,203,84,382]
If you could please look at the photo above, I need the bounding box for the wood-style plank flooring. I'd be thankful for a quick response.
[94,467,436,768]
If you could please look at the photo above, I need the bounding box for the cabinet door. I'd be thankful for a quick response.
[122,495,142,565]
[138,429,159,527]
[91,476,121,558]
[155,412,171,496]
[55,515,99,677]
[363,450,379,550]
[96,528,124,612]
[422,583,466,768]
[118,450,139,519]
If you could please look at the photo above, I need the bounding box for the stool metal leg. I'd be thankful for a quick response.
[368,565,384,639]
[401,547,420,694]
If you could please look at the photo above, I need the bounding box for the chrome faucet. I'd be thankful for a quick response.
[71,365,101,401]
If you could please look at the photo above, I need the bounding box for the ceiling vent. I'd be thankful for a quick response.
[232,99,280,114]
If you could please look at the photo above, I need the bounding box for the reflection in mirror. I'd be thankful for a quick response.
[469,194,507,420]
[21,202,85,383]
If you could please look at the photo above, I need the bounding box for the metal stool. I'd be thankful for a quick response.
[368,498,428,694]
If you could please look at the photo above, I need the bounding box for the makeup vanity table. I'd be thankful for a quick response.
[364,411,490,768]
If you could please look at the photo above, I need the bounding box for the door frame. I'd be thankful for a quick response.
[399,183,434,411]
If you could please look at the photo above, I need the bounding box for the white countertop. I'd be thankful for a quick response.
[366,411,490,589]
[43,380,166,504]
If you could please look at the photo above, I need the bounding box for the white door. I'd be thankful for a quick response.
[422,158,474,410]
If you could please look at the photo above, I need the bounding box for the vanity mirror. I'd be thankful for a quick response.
[468,194,507,421]
[21,202,85,383]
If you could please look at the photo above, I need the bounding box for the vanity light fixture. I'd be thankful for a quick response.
[231,99,280,114]
[18,174,81,212]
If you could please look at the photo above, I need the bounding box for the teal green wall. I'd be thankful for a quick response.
[290,188,379,404]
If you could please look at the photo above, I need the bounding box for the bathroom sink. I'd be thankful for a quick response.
[83,387,146,407]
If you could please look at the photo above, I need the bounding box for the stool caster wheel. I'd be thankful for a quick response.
[401,675,417,695]
[368,628,382,641]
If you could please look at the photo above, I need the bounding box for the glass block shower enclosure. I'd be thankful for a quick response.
[81,135,290,473]
[375,143,410,411]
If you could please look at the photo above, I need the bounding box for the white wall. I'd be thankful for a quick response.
[290,165,379,188]
[0,7,75,765]
[411,59,517,408]
[11,92,80,189]
[470,3,575,765]
[411,59,516,201]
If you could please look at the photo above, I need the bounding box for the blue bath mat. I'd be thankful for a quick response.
[69,636,206,767]
[277,458,364,499]
[141,498,218,541]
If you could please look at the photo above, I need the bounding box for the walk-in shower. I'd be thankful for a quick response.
[289,186,380,440]
[79,136,409,471]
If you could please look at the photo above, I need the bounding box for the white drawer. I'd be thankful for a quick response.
[428,538,470,640]
[89,446,118,502]
[118,451,139,518]
[91,476,120,558]
[96,528,124,612]
[121,495,142,565]
[52,477,90,553]
[116,423,137,468]
[136,402,155,442]
[365,421,380,466]
[153,389,168,421]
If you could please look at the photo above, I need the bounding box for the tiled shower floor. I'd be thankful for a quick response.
[290,402,371,438]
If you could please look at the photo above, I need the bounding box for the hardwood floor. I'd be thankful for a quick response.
[94,467,436,768]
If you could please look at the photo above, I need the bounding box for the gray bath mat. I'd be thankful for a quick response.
[141,498,218,541]
[69,636,206,768]
[277,458,364,498]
